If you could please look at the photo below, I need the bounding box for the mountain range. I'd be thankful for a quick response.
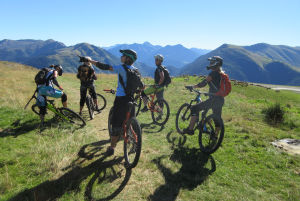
[1,39,300,85]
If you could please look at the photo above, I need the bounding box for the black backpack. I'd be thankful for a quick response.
[161,66,171,87]
[119,65,144,97]
[34,68,52,85]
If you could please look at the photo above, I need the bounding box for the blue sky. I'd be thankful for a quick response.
[1,0,299,49]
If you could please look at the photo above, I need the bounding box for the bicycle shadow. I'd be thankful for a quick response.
[8,140,132,201]
[140,122,165,134]
[148,132,216,201]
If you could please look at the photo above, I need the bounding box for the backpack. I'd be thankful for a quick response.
[215,72,231,97]
[119,65,144,96]
[34,68,52,85]
[155,66,171,87]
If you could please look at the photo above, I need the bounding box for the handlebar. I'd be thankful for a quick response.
[184,86,214,96]
[104,89,115,94]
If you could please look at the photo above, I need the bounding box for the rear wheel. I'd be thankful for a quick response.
[59,107,86,128]
[151,99,170,126]
[124,117,142,169]
[175,103,191,134]
[198,114,224,154]
[96,93,107,111]
[86,96,94,120]
[134,95,142,117]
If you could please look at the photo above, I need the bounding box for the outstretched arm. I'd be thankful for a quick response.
[90,60,113,71]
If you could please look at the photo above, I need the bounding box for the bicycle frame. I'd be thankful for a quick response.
[122,103,138,144]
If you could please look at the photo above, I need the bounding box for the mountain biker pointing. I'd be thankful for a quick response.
[140,54,167,116]
[36,65,67,126]
[77,57,100,116]
[183,56,225,135]
[81,49,143,156]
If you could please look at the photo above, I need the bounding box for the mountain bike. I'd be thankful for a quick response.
[104,89,142,169]
[86,89,107,120]
[24,90,86,128]
[134,86,170,126]
[175,86,224,154]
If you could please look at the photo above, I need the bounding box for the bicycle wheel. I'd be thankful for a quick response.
[124,117,142,169]
[175,103,191,134]
[96,93,107,111]
[86,96,94,120]
[31,104,40,116]
[108,107,113,138]
[134,95,142,117]
[59,107,86,127]
[198,114,224,154]
[151,99,170,126]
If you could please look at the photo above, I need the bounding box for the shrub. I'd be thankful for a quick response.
[262,103,285,125]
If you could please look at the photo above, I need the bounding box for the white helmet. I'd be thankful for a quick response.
[154,54,164,61]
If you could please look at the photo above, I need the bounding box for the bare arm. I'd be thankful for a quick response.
[90,60,113,71]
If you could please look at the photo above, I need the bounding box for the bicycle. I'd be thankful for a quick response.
[85,89,107,120]
[175,86,224,154]
[134,86,170,126]
[104,89,142,169]
[24,90,86,128]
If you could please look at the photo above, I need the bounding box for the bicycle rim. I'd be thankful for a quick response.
[175,103,191,134]
[31,104,40,116]
[86,97,94,120]
[96,93,107,111]
[124,117,142,169]
[198,114,224,154]
[151,99,170,126]
[108,107,113,139]
[59,107,86,128]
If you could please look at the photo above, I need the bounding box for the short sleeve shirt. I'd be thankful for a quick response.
[113,64,137,97]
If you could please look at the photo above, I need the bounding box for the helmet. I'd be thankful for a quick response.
[207,56,223,69]
[154,54,164,61]
[54,64,63,76]
[120,49,137,62]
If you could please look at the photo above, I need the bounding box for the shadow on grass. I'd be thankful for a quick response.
[140,122,165,134]
[8,140,132,201]
[148,132,216,201]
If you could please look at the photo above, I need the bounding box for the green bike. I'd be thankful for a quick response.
[25,90,86,128]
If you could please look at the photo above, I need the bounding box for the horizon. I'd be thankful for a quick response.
[1,0,300,49]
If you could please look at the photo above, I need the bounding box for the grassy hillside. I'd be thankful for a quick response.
[0,61,300,201]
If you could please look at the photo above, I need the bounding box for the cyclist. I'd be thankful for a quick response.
[77,57,100,116]
[36,64,67,126]
[140,54,167,118]
[81,49,142,156]
[183,56,225,136]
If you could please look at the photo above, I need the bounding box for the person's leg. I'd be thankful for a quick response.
[211,97,224,139]
[141,86,156,112]
[89,86,99,111]
[79,86,87,115]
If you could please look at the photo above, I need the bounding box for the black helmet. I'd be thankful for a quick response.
[207,56,223,69]
[54,64,63,76]
[120,49,137,62]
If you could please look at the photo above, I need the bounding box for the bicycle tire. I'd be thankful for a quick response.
[59,107,86,127]
[31,104,40,116]
[134,95,142,117]
[151,99,170,126]
[86,96,94,120]
[96,93,107,111]
[175,103,191,134]
[108,107,113,139]
[124,117,142,169]
[198,114,224,154]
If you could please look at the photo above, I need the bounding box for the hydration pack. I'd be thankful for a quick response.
[215,72,231,97]
[34,68,52,85]
[119,65,144,96]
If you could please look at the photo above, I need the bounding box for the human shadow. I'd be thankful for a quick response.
[8,140,132,201]
[148,132,216,201]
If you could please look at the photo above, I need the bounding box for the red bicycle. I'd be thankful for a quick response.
[104,89,142,169]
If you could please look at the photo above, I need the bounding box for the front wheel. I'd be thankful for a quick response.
[151,99,170,126]
[124,117,142,169]
[59,107,86,128]
[31,104,40,116]
[86,96,94,120]
[108,107,114,139]
[198,114,224,154]
[175,103,191,134]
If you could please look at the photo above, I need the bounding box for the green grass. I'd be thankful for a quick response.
[0,61,300,201]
